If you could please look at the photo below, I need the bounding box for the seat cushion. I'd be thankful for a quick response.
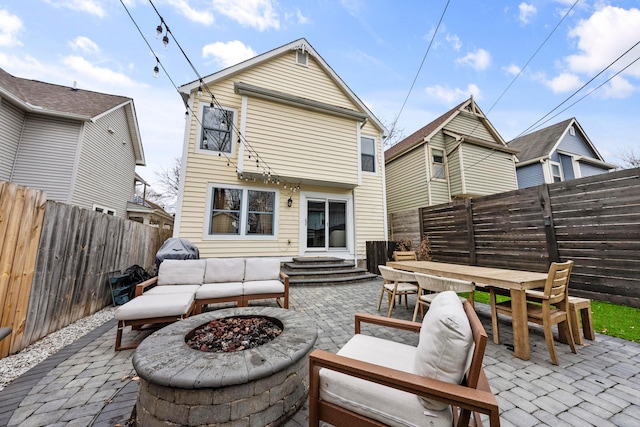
[383,283,418,293]
[115,293,194,321]
[204,258,246,283]
[145,285,200,296]
[157,259,206,286]
[319,334,452,427]
[243,280,284,296]
[244,258,281,281]
[414,291,473,411]
[196,282,244,299]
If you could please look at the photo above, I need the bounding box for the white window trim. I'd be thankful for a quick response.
[430,146,447,181]
[203,183,278,241]
[194,101,238,157]
[93,204,116,216]
[359,134,378,176]
[548,160,564,183]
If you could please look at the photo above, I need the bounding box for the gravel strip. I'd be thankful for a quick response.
[0,306,117,391]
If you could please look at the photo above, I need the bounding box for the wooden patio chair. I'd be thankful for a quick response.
[309,293,500,427]
[490,260,577,365]
[377,265,419,317]
[392,250,418,261]
[412,272,475,321]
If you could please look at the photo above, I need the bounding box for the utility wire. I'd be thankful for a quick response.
[517,38,640,137]
[387,0,451,146]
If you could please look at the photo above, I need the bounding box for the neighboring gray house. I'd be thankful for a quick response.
[0,68,145,218]
[507,117,616,188]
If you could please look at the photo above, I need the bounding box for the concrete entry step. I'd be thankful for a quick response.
[284,257,378,286]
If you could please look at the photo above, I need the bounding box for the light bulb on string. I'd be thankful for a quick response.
[153,64,159,78]
[156,24,163,39]
[162,34,169,50]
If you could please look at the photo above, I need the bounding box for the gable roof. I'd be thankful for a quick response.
[507,117,614,168]
[0,68,145,165]
[178,38,387,136]
[384,97,510,162]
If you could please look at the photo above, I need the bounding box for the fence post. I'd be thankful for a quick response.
[539,184,560,264]
[465,198,477,265]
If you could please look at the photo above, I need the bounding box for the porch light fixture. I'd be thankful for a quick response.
[287,197,293,208]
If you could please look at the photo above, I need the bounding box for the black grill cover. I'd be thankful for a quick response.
[155,238,200,272]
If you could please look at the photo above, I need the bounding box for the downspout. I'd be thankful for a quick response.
[352,187,357,268]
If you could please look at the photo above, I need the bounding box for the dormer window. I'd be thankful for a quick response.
[296,50,308,66]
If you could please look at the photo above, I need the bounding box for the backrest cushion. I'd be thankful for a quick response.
[413,291,473,411]
[244,258,281,281]
[157,259,206,286]
[204,258,246,283]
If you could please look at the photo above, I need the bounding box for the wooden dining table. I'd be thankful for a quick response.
[387,260,549,361]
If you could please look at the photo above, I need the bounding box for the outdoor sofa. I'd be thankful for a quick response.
[114,257,289,350]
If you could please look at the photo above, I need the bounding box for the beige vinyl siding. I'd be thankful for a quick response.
[385,146,428,214]
[0,100,25,181]
[243,97,358,185]
[71,109,137,217]
[447,145,463,196]
[446,113,494,141]
[461,144,517,195]
[11,115,80,202]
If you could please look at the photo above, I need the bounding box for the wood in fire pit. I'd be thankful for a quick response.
[185,316,282,352]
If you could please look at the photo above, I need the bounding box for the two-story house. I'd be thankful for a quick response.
[507,117,616,188]
[0,68,145,218]
[385,97,518,216]
[174,38,388,263]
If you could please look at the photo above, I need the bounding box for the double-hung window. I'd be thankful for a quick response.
[207,185,276,237]
[201,105,234,153]
[550,161,563,183]
[431,148,446,179]
[361,136,376,172]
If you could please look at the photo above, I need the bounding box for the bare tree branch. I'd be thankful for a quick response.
[615,146,640,169]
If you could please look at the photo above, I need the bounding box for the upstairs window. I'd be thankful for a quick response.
[550,162,563,183]
[431,148,446,179]
[361,136,376,172]
[201,105,234,153]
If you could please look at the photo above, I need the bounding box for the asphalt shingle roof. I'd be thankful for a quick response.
[506,118,574,162]
[0,68,131,118]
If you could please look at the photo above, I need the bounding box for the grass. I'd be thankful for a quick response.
[472,291,640,343]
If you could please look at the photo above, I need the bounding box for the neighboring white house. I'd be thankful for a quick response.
[0,68,145,218]
[173,38,388,263]
[507,117,617,188]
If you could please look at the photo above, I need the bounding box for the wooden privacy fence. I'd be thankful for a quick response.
[396,168,640,307]
[0,181,172,358]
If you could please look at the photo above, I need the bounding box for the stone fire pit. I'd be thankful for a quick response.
[132,307,317,426]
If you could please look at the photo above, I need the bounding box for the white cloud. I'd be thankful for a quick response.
[340,0,364,16]
[544,72,583,93]
[598,75,635,99]
[425,83,482,105]
[0,9,23,47]
[68,36,100,55]
[202,40,257,69]
[61,56,140,88]
[296,9,310,24]
[566,6,640,78]
[456,48,491,71]
[503,63,522,76]
[45,0,105,17]
[518,2,537,25]
[446,33,462,51]
[166,0,214,25]
[212,0,279,31]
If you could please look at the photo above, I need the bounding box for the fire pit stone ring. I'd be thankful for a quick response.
[132,306,317,426]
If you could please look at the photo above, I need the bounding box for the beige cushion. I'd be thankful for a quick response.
[413,291,473,411]
[244,258,281,281]
[145,285,200,295]
[243,280,284,296]
[196,282,244,299]
[115,293,194,321]
[383,282,418,293]
[319,334,452,427]
[157,259,206,286]
[204,258,245,283]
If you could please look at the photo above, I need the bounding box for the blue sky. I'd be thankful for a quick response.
[1,0,639,191]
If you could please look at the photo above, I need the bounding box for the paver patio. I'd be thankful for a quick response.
[0,278,639,427]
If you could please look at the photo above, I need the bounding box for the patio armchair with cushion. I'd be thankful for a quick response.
[309,291,500,427]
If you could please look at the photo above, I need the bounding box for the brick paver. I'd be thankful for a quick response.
[0,279,638,426]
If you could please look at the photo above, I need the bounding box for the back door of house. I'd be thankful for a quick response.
[304,197,348,253]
